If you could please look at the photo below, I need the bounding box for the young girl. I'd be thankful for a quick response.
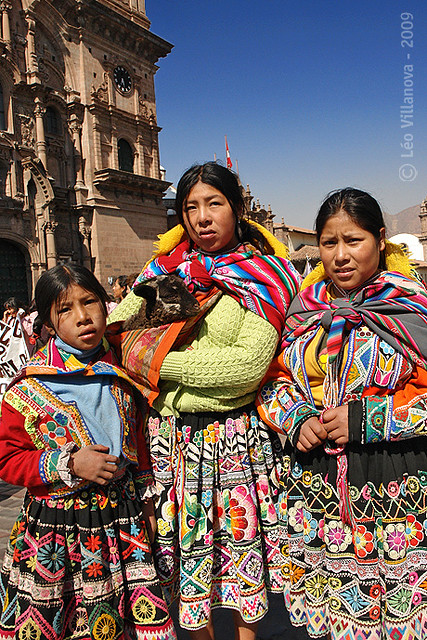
[0,264,176,640]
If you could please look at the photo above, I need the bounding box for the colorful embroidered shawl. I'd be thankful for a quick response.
[4,338,144,497]
[136,239,300,339]
[283,271,427,367]
[21,336,138,385]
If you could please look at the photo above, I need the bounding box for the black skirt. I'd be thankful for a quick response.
[0,469,177,639]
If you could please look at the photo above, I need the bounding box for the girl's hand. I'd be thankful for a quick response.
[297,417,328,452]
[70,444,120,486]
[322,406,349,445]
[141,498,157,544]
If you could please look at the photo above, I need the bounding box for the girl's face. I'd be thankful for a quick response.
[183,181,239,254]
[48,283,106,351]
[319,210,385,291]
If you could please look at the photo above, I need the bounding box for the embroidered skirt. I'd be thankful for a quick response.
[147,404,286,630]
[0,470,176,640]
[281,438,427,640]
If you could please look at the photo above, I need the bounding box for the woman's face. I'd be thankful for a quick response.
[5,306,17,318]
[182,181,239,254]
[112,279,126,301]
[319,210,385,291]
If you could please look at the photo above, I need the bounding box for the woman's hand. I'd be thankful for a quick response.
[322,406,349,445]
[70,445,120,486]
[297,417,328,452]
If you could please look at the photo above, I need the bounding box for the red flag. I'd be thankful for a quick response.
[225,136,232,169]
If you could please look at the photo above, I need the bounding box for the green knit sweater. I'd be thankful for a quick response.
[155,295,278,416]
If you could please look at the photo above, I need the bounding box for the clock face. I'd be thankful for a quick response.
[113,66,132,94]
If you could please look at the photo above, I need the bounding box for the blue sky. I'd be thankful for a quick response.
[147,1,427,230]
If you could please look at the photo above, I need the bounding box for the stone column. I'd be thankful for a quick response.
[25,17,38,80]
[69,115,85,187]
[43,220,58,268]
[136,134,144,175]
[8,154,18,197]
[149,118,159,179]
[111,124,118,170]
[90,109,102,172]
[34,98,47,168]
[129,0,145,13]
[1,2,11,44]
[78,216,91,269]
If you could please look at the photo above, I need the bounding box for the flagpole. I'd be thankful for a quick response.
[235,158,239,176]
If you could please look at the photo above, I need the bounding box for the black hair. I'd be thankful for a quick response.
[35,264,110,325]
[115,275,128,289]
[315,188,386,242]
[32,315,43,337]
[175,161,268,254]
[4,297,19,312]
[315,188,387,269]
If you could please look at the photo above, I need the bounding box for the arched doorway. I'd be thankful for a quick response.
[0,240,29,311]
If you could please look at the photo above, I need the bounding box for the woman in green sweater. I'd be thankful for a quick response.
[111,162,300,640]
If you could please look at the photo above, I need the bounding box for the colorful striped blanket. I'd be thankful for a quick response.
[136,239,300,340]
[282,271,427,366]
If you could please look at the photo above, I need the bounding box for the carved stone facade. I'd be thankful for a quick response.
[0,0,172,306]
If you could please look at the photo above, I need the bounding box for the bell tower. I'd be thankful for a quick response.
[0,0,173,294]
[98,0,149,28]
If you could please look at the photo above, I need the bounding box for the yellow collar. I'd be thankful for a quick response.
[142,220,289,270]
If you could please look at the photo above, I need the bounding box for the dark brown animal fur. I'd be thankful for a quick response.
[122,274,200,330]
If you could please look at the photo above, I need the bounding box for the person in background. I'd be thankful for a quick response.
[112,274,129,303]
[0,263,176,640]
[257,188,427,640]
[20,300,40,356]
[29,313,49,353]
[2,297,25,325]
[110,162,301,640]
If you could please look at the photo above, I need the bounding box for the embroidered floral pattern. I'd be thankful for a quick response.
[353,525,374,559]
[150,408,286,629]
[257,312,427,639]
[0,474,175,638]
[323,520,352,553]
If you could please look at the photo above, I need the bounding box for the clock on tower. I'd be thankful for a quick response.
[113,66,132,94]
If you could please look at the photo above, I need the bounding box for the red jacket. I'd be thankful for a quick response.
[0,339,152,498]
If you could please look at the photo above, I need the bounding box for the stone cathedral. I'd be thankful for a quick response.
[0,0,172,307]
